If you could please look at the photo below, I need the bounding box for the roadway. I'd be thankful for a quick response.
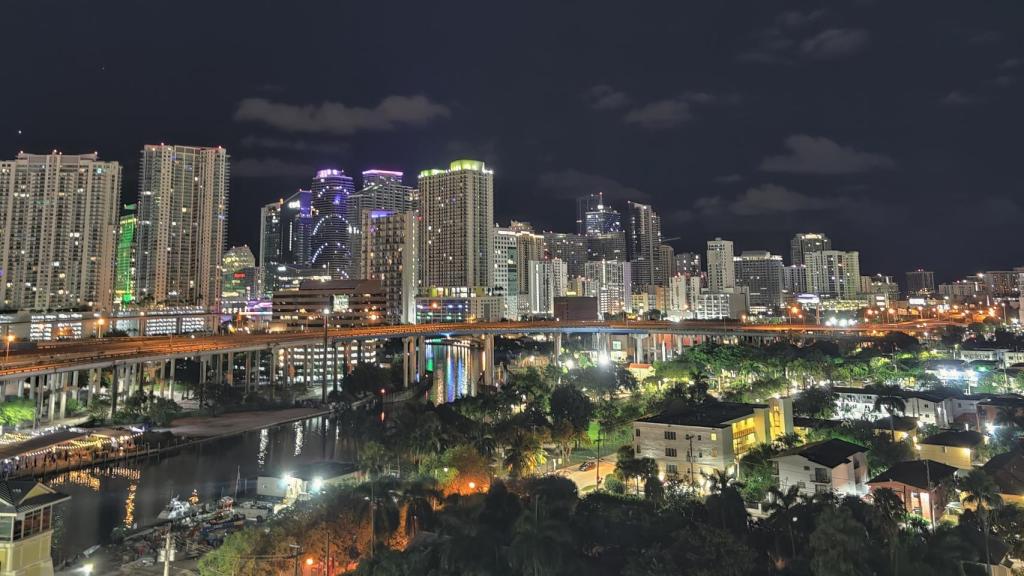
[0,319,955,380]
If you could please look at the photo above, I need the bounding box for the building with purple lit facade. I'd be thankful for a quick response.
[311,169,355,279]
[346,169,416,279]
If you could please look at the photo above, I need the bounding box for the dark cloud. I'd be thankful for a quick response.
[623,98,692,129]
[939,91,979,106]
[999,58,1021,70]
[239,135,351,155]
[714,174,744,184]
[777,9,827,30]
[232,157,316,178]
[586,85,630,110]
[537,170,651,202]
[800,28,870,60]
[234,95,450,135]
[760,135,894,174]
[694,184,845,217]
[994,75,1016,87]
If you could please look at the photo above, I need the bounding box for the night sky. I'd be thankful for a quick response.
[3,1,1022,281]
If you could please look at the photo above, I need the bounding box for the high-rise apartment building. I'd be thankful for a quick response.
[0,152,122,311]
[361,210,418,324]
[706,238,736,293]
[625,201,663,287]
[260,189,313,296]
[734,251,784,312]
[806,250,860,299]
[310,169,355,279]
[904,269,936,297]
[587,232,627,262]
[135,145,228,310]
[584,260,632,317]
[528,259,568,315]
[346,170,415,279]
[675,252,701,276]
[576,193,603,235]
[981,271,1019,298]
[584,201,622,235]
[543,232,587,277]
[783,265,808,296]
[657,244,675,286]
[419,160,494,290]
[115,204,137,306]
[493,227,519,319]
[790,233,831,266]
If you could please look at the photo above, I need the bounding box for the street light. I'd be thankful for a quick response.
[321,307,330,404]
[96,317,105,339]
[4,335,13,362]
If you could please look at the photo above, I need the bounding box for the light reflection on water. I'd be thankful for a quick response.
[428,343,477,404]
[46,415,355,562]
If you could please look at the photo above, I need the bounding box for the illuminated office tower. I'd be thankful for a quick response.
[310,168,355,279]
[528,258,568,316]
[625,201,663,287]
[544,232,588,278]
[494,227,520,319]
[807,250,860,299]
[135,144,229,309]
[790,232,831,266]
[419,160,494,290]
[0,152,121,311]
[734,250,784,311]
[584,260,632,317]
[114,204,138,306]
[222,245,257,304]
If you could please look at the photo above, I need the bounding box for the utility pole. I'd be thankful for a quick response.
[594,429,603,488]
[685,434,696,489]
[163,524,172,576]
[289,544,301,576]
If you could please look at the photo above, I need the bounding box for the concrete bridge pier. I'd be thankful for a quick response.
[484,334,495,387]
[553,333,562,360]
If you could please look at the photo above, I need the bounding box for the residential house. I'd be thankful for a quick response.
[633,399,793,485]
[982,450,1024,507]
[867,459,957,524]
[833,386,954,428]
[0,481,69,576]
[918,430,985,470]
[772,438,869,497]
[976,395,1024,432]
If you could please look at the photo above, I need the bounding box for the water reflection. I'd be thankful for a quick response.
[428,342,478,404]
[46,415,354,560]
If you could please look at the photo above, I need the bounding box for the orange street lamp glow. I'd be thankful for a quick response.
[306,558,315,566]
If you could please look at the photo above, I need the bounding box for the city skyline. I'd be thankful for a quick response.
[3,2,1023,279]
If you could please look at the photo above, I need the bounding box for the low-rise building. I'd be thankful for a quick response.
[867,459,957,524]
[976,395,1024,432]
[633,399,793,486]
[982,450,1024,507]
[833,386,954,428]
[918,430,985,469]
[772,438,869,497]
[0,481,69,576]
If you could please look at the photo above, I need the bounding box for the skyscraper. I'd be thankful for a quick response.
[281,189,313,267]
[528,259,568,315]
[361,210,418,324]
[675,252,701,276]
[576,193,603,235]
[543,232,587,277]
[625,201,662,287]
[419,159,494,290]
[346,170,415,279]
[734,251,785,312]
[259,200,282,296]
[806,250,860,299]
[493,227,519,319]
[790,233,831,266]
[115,204,138,307]
[584,260,632,317]
[310,168,355,279]
[905,269,936,297]
[222,245,257,303]
[135,145,229,309]
[657,244,675,286]
[0,152,121,311]
[706,238,736,293]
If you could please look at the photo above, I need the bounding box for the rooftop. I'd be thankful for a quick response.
[773,438,866,468]
[0,481,69,514]
[637,401,766,429]
[868,459,958,490]
[982,450,1024,496]
[921,429,985,448]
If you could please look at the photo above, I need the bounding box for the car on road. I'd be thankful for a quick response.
[578,460,595,472]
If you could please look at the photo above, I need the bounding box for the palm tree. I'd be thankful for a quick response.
[871,384,907,440]
[398,479,443,538]
[503,428,545,478]
[872,487,907,576]
[959,468,1004,575]
[766,485,802,561]
[702,468,737,495]
[507,500,573,576]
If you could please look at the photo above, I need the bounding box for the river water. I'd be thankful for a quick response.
[46,343,475,561]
